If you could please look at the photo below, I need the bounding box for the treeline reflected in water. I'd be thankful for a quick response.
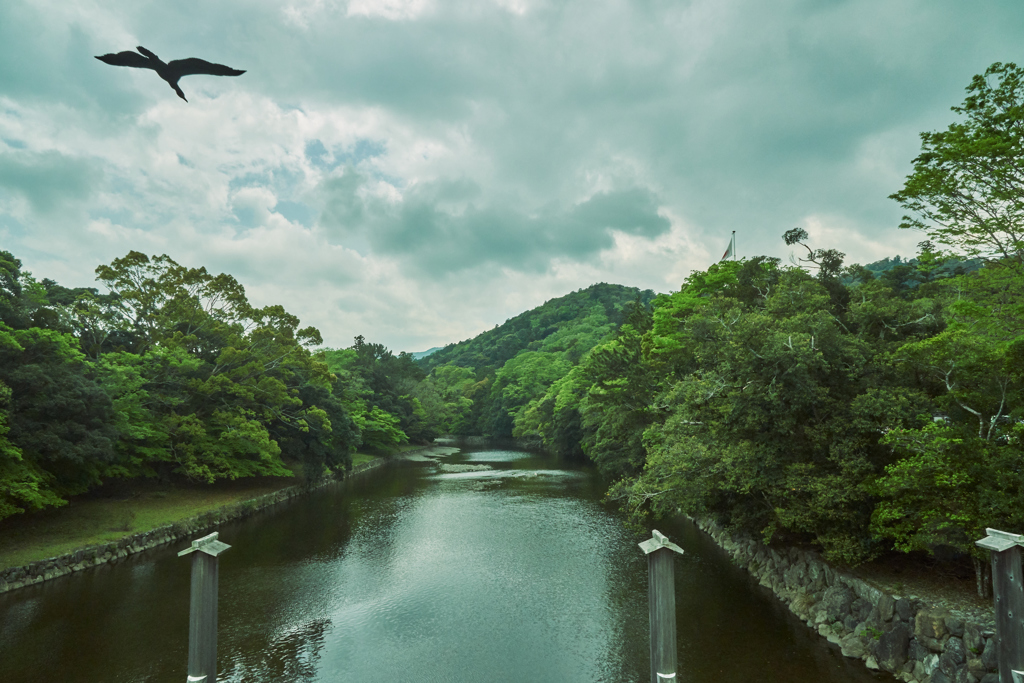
[0,452,893,683]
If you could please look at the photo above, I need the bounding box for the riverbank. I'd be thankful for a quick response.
[0,445,442,595]
[695,518,998,683]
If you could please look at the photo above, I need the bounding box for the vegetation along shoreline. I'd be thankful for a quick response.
[0,448,440,595]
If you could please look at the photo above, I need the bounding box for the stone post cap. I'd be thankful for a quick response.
[178,531,231,558]
[976,528,1024,553]
[638,529,684,556]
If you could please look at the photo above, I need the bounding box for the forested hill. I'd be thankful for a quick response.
[414,283,655,437]
[420,283,655,376]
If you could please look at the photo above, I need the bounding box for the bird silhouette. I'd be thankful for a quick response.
[95,46,245,102]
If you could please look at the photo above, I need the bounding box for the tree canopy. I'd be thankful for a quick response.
[0,250,405,519]
[892,62,1024,269]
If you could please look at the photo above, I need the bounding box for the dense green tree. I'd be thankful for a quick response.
[275,382,358,481]
[418,284,645,437]
[0,370,66,518]
[91,348,188,478]
[577,314,658,479]
[514,365,589,459]
[870,425,1008,596]
[486,351,572,437]
[353,406,408,451]
[868,264,1024,591]
[891,62,1024,268]
[0,325,117,496]
[417,364,477,434]
[320,344,418,451]
[82,252,326,483]
[0,251,62,331]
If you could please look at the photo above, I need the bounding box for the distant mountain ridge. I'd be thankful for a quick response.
[421,255,979,371]
[418,282,655,377]
[416,281,656,437]
[855,254,982,285]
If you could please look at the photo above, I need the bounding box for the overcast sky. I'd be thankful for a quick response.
[1,0,1021,352]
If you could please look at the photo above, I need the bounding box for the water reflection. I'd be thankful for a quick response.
[459,449,534,462]
[0,450,894,683]
[224,618,330,682]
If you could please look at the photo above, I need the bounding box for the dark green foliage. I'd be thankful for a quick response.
[576,305,657,479]
[582,248,1022,566]
[0,326,117,497]
[0,252,29,329]
[420,283,655,377]
[275,382,357,482]
[891,62,1024,268]
[419,283,654,437]
[320,340,431,448]
[0,250,366,521]
[512,223,1022,574]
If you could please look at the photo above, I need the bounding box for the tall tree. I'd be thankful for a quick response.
[87,252,325,482]
[891,62,1024,268]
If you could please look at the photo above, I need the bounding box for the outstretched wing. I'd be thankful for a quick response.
[95,51,154,70]
[167,58,246,78]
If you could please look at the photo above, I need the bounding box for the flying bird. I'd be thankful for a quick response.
[95,46,245,102]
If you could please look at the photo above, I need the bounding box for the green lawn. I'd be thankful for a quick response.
[0,478,296,571]
[352,445,421,466]
[352,451,379,467]
[0,453,384,571]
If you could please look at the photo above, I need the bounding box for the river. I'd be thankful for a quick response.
[0,447,894,682]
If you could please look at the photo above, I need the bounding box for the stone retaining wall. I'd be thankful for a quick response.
[695,518,999,683]
[0,456,392,595]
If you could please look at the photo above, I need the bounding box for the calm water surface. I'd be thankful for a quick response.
[0,448,894,682]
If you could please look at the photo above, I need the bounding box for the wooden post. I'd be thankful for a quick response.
[976,529,1024,683]
[179,532,231,683]
[639,530,685,683]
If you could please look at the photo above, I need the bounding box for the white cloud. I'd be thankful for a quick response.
[346,0,433,20]
[282,0,346,28]
[1,0,1018,352]
[493,0,529,16]
[798,214,921,267]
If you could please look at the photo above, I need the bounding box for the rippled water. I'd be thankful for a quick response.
[0,448,894,683]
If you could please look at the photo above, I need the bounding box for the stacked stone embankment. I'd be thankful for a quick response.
[695,519,999,683]
[0,457,389,595]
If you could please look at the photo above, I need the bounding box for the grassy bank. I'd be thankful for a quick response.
[0,453,384,571]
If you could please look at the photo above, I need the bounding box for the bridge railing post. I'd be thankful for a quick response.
[179,532,231,683]
[976,528,1024,683]
[639,529,685,683]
